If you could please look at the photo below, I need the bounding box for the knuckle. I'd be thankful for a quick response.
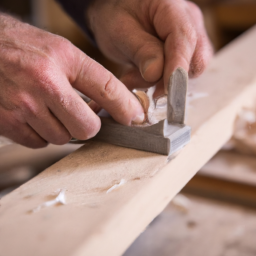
[42,36,73,61]
[99,73,117,100]
[27,63,60,97]
[0,43,23,73]
[76,56,92,83]
[19,95,38,117]
[55,37,73,52]
[58,94,71,112]
[133,41,163,66]
[25,52,55,81]
[190,54,207,77]
[182,24,197,46]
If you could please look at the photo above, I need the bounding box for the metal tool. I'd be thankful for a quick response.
[70,68,191,156]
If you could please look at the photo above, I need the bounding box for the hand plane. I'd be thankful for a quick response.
[71,68,191,156]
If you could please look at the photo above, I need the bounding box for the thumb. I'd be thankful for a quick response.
[120,67,155,91]
[114,18,164,83]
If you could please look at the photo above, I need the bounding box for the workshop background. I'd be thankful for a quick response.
[1,0,256,255]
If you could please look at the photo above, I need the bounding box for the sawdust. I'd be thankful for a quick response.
[224,104,256,156]
[106,179,127,194]
[32,189,66,213]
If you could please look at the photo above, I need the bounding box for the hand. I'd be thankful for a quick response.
[0,14,144,148]
[87,0,213,97]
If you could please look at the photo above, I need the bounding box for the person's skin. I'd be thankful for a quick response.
[0,13,144,148]
[87,0,213,98]
[0,0,213,149]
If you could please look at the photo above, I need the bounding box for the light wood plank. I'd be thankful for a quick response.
[1,26,256,256]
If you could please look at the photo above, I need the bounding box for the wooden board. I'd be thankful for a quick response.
[124,194,256,256]
[1,26,256,256]
[184,150,256,208]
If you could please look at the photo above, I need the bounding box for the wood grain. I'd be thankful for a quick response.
[1,26,256,256]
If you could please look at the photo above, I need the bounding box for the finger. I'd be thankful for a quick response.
[189,33,213,78]
[0,109,47,149]
[153,0,198,92]
[88,100,102,114]
[119,67,155,91]
[153,78,165,100]
[110,16,164,83]
[46,79,102,140]
[72,55,145,125]
[186,2,214,77]
[24,104,72,145]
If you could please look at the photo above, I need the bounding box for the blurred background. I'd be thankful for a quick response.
[1,0,256,255]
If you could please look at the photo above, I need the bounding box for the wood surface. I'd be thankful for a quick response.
[1,26,256,256]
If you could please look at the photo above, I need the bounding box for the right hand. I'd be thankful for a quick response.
[87,0,213,98]
[0,14,145,148]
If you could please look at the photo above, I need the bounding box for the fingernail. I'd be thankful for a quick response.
[132,112,145,124]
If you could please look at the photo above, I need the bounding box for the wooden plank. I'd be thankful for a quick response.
[1,26,256,256]
[183,151,256,208]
